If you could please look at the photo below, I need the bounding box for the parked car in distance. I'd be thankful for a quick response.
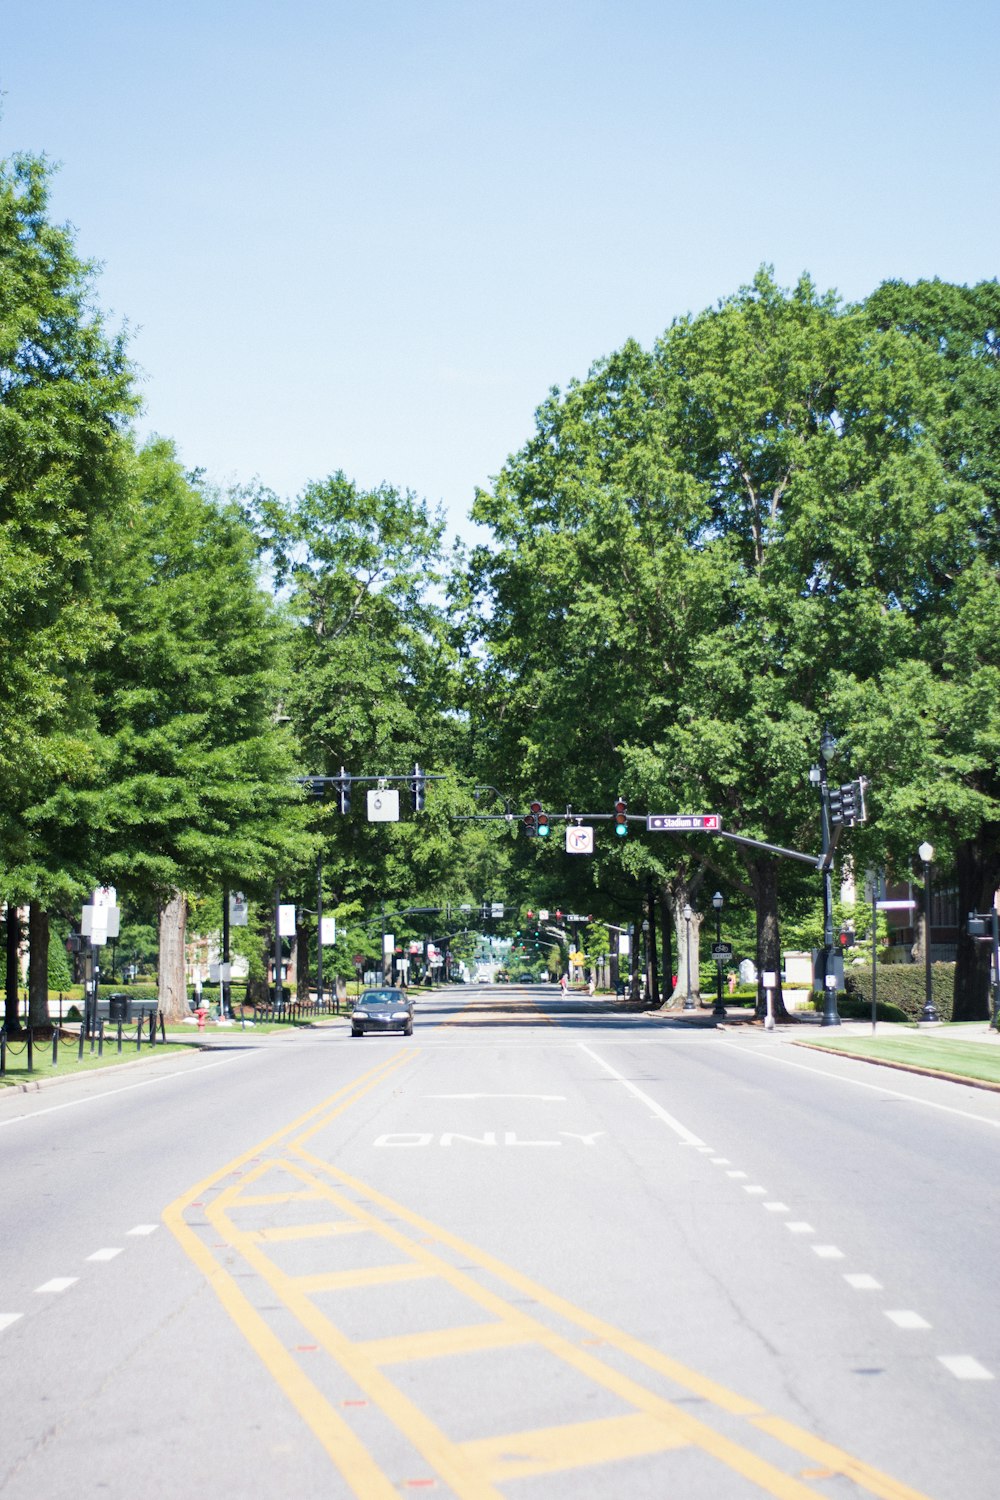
[351,988,414,1037]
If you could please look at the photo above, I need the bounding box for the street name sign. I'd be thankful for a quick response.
[647,814,722,832]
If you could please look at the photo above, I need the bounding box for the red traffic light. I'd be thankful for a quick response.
[529,800,542,815]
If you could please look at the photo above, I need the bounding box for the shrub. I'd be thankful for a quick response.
[844,964,953,1023]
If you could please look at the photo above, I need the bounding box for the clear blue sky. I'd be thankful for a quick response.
[3,0,997,543]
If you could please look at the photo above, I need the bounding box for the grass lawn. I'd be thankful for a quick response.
[796,1030,1000,1088]
[0,1032,193,1087]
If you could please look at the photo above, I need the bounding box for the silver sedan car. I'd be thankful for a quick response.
[350,988,414,1037]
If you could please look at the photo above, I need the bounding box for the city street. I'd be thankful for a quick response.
[0,984,997,1499]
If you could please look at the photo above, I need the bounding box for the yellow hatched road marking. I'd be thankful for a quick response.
[165,1050,933,1500]
[293,1262,434,1293]
[356,1320,533,1366]
[752,1418,933,1500]
[255,1221,368,1243]
[237,1189,328,1207]
[462,1411,689,1481]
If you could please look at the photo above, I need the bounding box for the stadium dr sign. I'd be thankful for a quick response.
[646,814,722,832]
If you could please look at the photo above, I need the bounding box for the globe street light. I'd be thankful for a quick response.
[918,842,940,1025]
[712,891,726,1019]
[683,904,695,1010]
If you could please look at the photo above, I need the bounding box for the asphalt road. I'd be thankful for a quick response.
[0,984,996,1499]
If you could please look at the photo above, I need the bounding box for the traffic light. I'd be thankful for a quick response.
[527,799,550,838]
[838,923,855,948]
[827,784,844,825]
[613,796,628,837]
[334,768,351,815]
[410,763,426,812]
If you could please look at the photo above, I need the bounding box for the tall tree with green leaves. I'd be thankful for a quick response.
[845,278,1000,1018]
[470,269,971,1019]
[0,151,137,1026]
[266,473,496,938]
[80,440,308,1019]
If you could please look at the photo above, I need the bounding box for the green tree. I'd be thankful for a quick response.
[81,441,308,1019]
[0,152,137,1026]
[266,473,501,948]
[853,278,1000,1019]
[470,269,969,1020]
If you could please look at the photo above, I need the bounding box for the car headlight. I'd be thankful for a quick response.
[392,1011,410,1020]
[353,1010,368,1019]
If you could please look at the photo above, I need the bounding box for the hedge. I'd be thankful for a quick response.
[844,963,954,1023]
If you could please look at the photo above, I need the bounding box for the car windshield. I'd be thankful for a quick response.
[357,991,405,1008]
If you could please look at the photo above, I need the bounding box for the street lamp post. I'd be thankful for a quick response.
[683,904,695,1010]
[918,842,940,1025]
[816,727,841,1027]
[712,891,726,1019]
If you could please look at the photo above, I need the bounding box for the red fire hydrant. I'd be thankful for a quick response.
[195,1007,209,1030]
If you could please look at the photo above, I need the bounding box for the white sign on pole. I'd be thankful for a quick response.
[320,915,337,946]
[209,962,232,982]
[229,893,249,926]
[367,789,400,822]
[278,903,297,937]
[538,909,549,922]
[566,826,594,855]
[383,932,395,954]
[92,886,117,909]
[618,933,631,956]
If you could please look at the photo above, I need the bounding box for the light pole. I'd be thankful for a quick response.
[918,842,940,1025]
[712,891,726,1019]
[815,726,841,1027]
[683,904,695,1010]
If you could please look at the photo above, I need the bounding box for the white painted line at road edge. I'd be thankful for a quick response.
[717,1040,1000,1130]
[0,1055,242,1128]
[577,1044,706,1146]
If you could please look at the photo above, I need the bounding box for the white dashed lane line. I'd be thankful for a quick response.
[939,1356,994,1380]
[1,1224,161,1336]
[578,1043,995,1384]
[885,1310,932,1330]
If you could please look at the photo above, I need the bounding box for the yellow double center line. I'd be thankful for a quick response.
[164,1052,929,1499]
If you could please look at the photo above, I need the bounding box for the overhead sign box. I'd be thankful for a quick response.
[367,789,400,823]
[566,826,594,855]
[647,814,721,832]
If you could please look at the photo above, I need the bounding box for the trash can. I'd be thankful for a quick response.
[108,994,128,1023]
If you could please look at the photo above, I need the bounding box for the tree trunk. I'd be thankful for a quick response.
[295,919,310,1000]
[673,901,703,1005]
[28,902,50,1027]
[158,891,187,1022]
[953,836,999,1021]
[657,882,673,1000]
[748,857,791,1021]
[644,882,660,1007]
[5,903,21,1033]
